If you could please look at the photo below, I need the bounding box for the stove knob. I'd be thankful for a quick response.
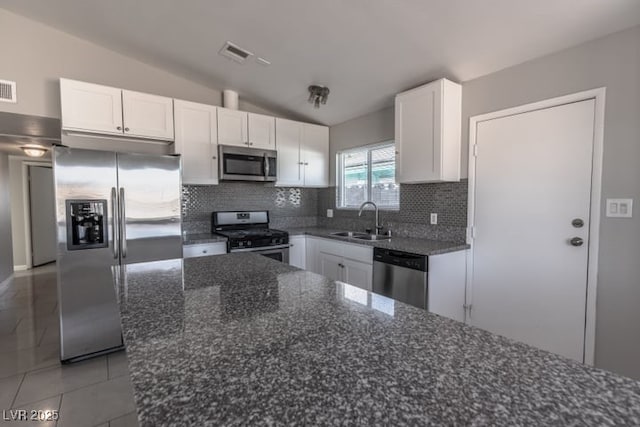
[247,241,252,246]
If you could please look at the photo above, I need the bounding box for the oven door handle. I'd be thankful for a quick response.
[230,244,291,253]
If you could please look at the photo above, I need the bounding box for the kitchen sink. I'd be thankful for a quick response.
[352,234,391,241]
[330,231,390,241]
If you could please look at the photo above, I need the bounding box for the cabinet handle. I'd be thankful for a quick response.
[212,156,217,160]
[304,162,309,166]
[124,127,130,132]
[299,162,304,165]
[395,151,399,154]
[338,263,344,268]
[117,126,122,131]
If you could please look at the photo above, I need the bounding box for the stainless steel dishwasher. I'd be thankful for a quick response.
[372,248,428,309]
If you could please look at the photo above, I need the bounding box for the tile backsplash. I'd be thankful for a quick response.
[182,183,319,233]
[317,180,468,242]
[181,180,468,242]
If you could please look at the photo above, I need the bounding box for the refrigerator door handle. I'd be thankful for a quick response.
[119,187,127,258]
[111,187,119,259]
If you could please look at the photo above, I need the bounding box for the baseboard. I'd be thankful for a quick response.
[13,265,28,271]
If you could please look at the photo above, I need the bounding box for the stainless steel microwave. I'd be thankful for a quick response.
[219,145,277,182]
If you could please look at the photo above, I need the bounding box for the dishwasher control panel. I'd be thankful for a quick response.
[373,248,427,272]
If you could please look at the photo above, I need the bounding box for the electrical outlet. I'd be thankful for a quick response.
[327,209,334,218]
[430,213,438,225]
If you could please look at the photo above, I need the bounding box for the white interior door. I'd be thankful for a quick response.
[29,165,57,267]
[470,99,595,362]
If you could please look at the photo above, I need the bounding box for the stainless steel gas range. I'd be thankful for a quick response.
[211,211,289,263]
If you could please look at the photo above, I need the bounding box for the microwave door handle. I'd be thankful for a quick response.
[264,154,269,178]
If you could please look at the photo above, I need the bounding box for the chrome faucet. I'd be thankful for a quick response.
[358,201,383,235]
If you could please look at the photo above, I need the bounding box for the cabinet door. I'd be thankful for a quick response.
[217,108,248,147]
[395,83,441,183]
[275,118,303,186]
[60,79,123,135]
[174,100,218,185]
[289,236,306,269]
[122,90,174,140]
[342,258,373,291]
[248,113,276,149]
[319,252,343,282]
[428,251,467,322]
[302,123,329,187]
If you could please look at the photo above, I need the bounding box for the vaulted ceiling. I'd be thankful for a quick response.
[2,0,640,125]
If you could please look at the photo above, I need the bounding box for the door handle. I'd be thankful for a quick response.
[111,187,119,259]
[119,187,127,258]
[570,237,584,247]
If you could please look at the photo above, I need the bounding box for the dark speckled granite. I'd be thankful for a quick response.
[285,227,469,256]
[116,254,640,426]
[183,232,227,245]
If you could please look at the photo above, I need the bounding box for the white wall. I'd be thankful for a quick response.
[0,8,275,119]
[329,106,394,186]
[0,153,13,283]
[462,25,640,380]
[328,25,640,380]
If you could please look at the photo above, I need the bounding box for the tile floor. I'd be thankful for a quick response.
[0,264,138,427]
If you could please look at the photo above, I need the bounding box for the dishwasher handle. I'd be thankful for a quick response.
[373,248,427,272]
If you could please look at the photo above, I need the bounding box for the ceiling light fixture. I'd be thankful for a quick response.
[308,85,330,109]
[21,144,48,157]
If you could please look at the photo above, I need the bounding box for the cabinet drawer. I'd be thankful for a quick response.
[183,242,227,258]
[314,237,373,264]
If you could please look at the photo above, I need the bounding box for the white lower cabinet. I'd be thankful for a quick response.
[306,237,373,291]
[428,250,468,322]
[297,236,466,321]
[288,236,306,269]
[183,242,227,259]
[342,258,373,291]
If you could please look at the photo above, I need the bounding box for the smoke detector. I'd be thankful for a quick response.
[219,41,253,63]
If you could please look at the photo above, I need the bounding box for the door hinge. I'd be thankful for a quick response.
[470,226,477,239]
[473,144,478,157]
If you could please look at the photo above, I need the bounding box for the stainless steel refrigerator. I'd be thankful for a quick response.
[53,145,182,362]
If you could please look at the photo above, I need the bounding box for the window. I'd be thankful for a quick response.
[337,142,399,209]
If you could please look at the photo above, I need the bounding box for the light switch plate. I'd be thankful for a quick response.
[606,198,633,218]
[327,209,334,218]
[430,213,438,225]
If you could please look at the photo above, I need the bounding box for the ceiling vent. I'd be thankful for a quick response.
[219,41,253,63]
[0,80,17,103]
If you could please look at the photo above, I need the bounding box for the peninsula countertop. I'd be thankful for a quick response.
[116,254,640,426]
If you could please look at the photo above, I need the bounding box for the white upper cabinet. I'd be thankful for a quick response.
[276,118,329,188]
[122,90,174,140]
[173,100,218,185]
[248,113,276,149]
[275,118,304,186]
[60,78,174,140]
[301,123,329,187]
[218,110,275,149]
[395,78,461,183]
[60,79,123,136]
[217,107,248,147]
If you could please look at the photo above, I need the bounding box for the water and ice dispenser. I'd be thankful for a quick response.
[65,200,108,250]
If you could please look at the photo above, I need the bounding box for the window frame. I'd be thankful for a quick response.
[336,140,399,211]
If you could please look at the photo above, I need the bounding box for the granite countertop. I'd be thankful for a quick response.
[185,227,469,256]
[117,254,640,426]
[183,232,227,245]
[284,226,470,256]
